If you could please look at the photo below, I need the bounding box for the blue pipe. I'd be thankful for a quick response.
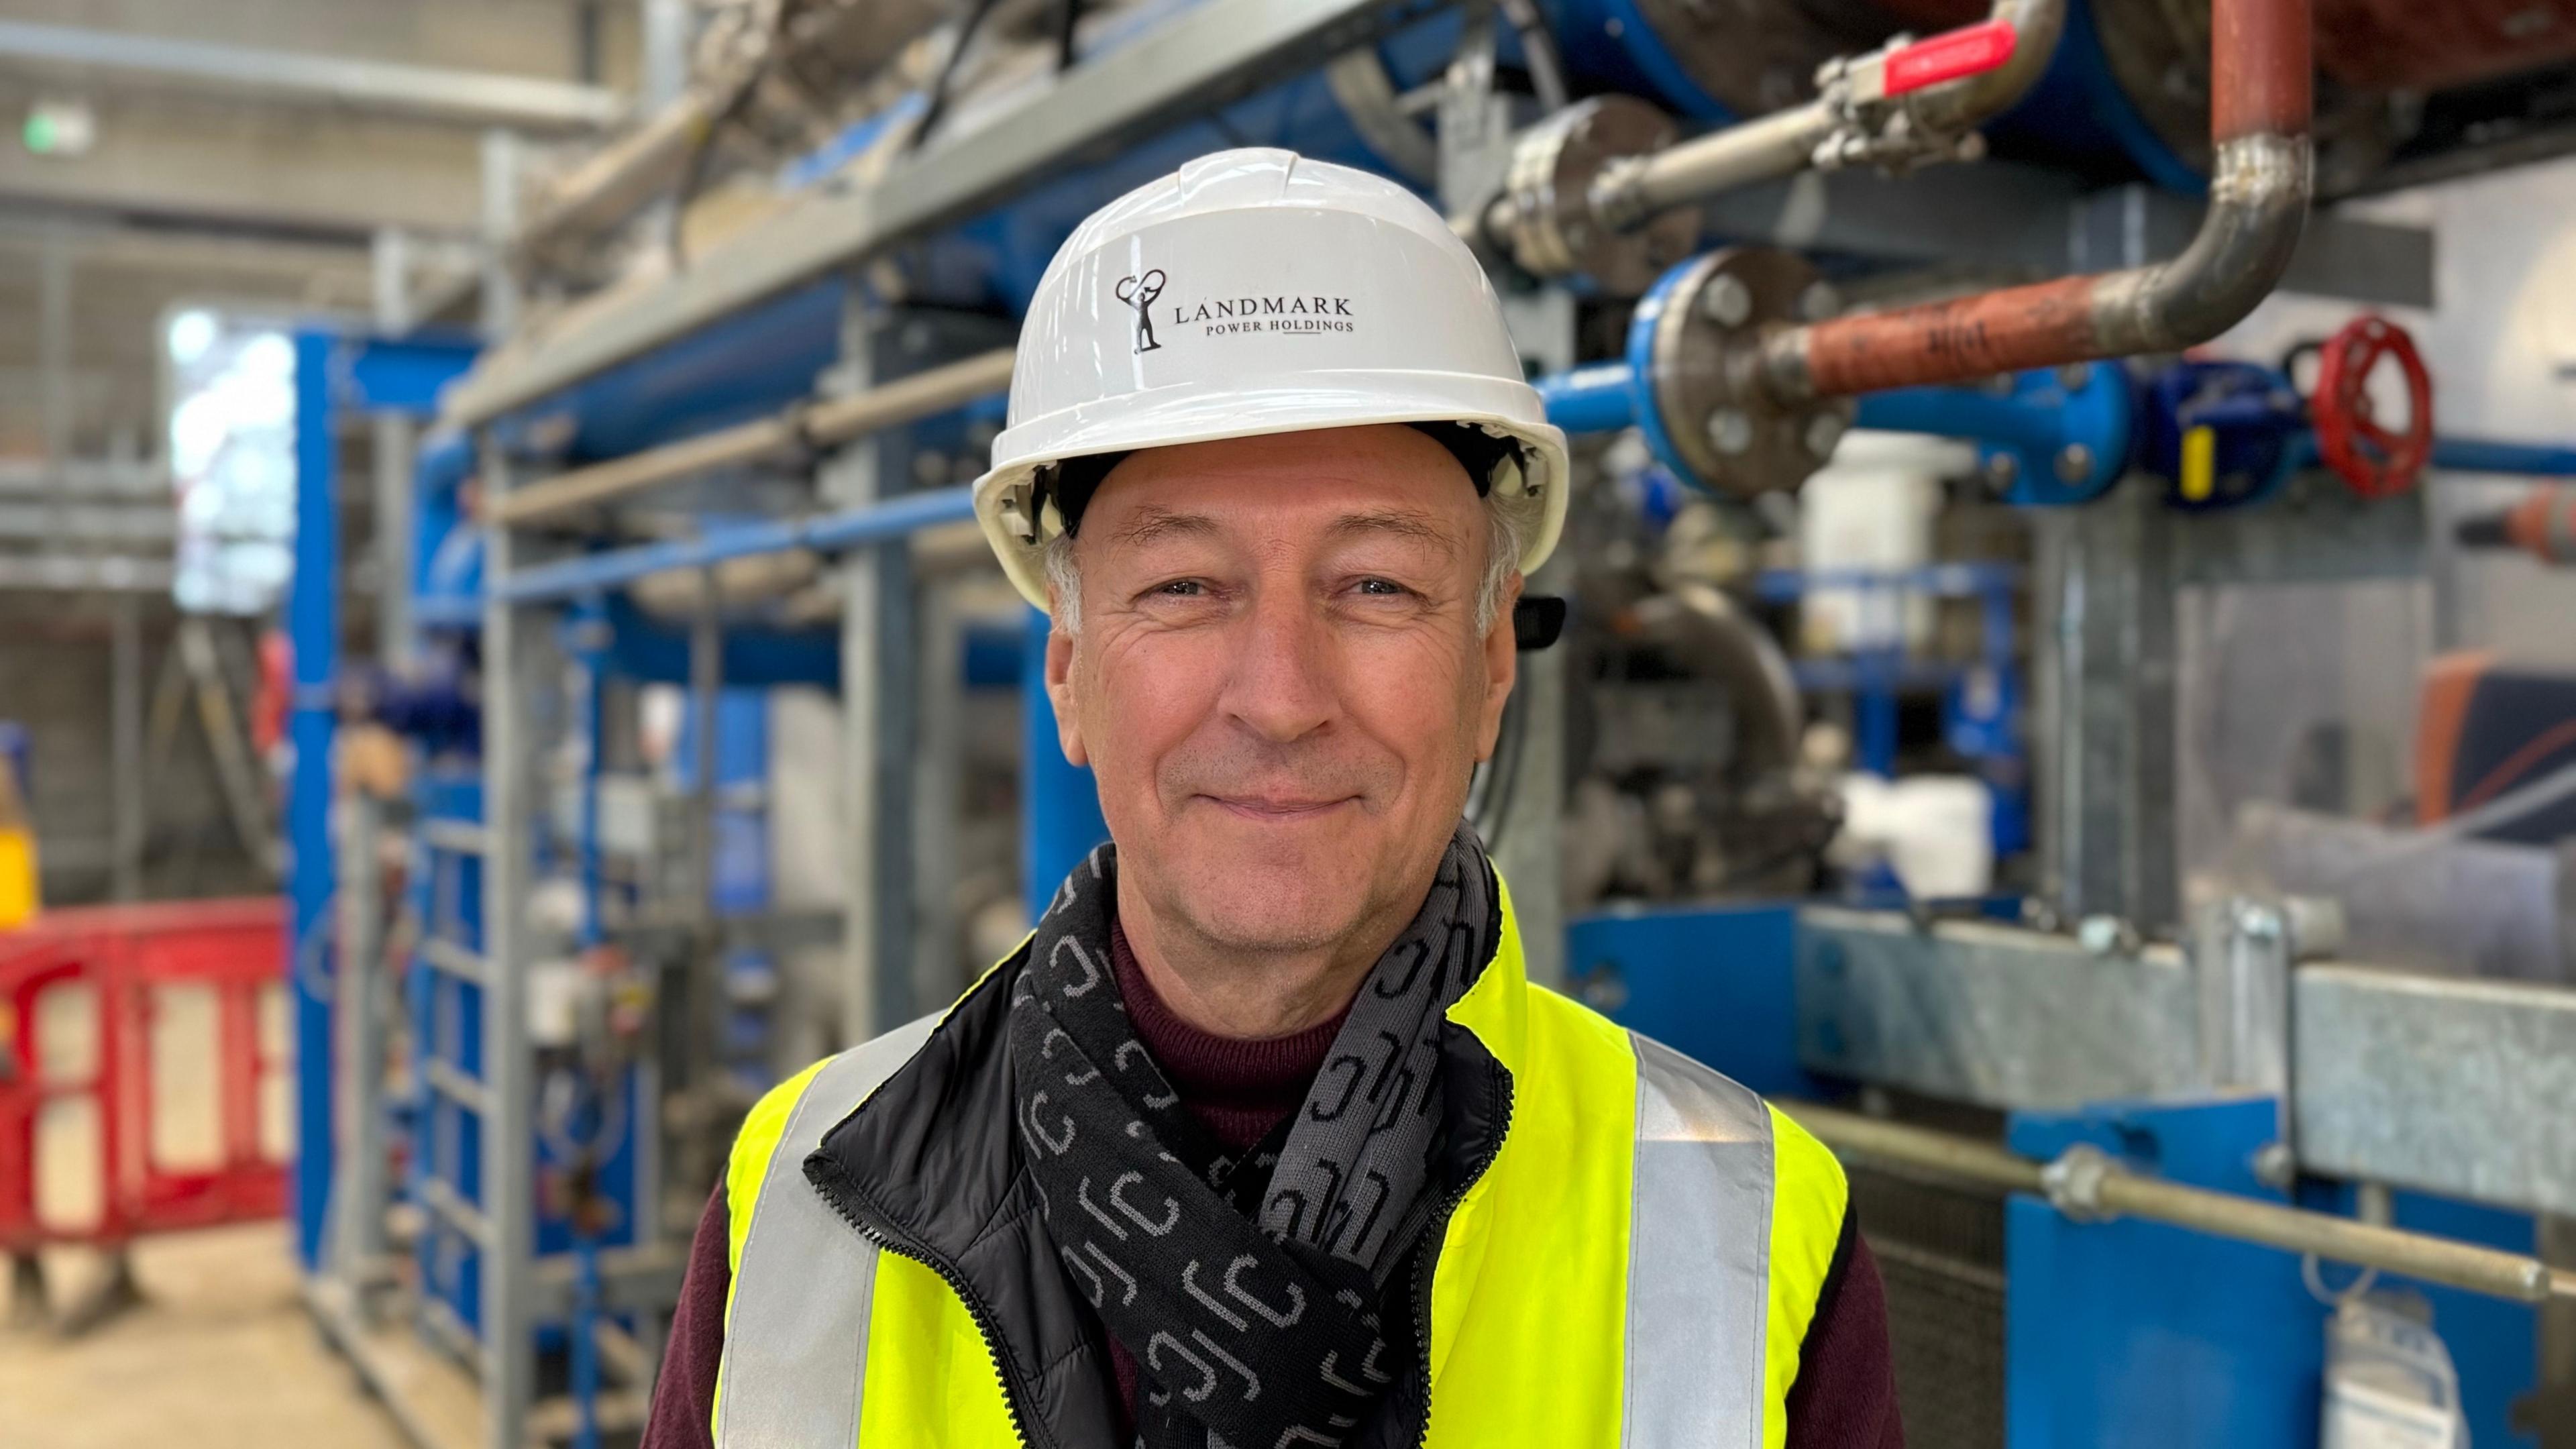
[496,486,977,603]
[2429,437,2576,478]
[1856,387,2068,458]
[1536,362,1642,435]
[1535,341,2131,506]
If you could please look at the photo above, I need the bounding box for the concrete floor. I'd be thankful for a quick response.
[0,1228,407,1449]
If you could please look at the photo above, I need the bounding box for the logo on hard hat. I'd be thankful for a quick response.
[1115,270,1167,353]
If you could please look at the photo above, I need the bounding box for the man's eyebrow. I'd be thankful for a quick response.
[1104,507,1221,549]
[1328,508,1459,559]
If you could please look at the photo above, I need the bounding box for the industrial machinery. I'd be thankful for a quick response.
[276,0,2576,1442]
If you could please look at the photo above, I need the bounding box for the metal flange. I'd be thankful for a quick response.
[1498,95,1700,296]
[1630,248,1854,497]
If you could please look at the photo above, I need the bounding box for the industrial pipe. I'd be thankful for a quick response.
[2456,486,2576,568]
[1532,349,2129,504]
[1469,0,2056,291]
[514,95,723,264]
[511,0,949,268]
[1780,1102,2576,1305]
[1761,0,2312,400]
[1591,0,2061,232]
[2429,437,2576,477]
[488,347,1015,527]
[495,486,977,604]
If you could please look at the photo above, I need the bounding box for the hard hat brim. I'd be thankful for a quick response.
[973,371,1570,613]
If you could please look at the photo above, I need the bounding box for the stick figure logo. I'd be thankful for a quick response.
[1115,270,1167,353]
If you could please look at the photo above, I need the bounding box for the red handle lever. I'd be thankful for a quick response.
[1881,19,2019,99]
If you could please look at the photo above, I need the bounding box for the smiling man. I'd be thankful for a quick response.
[645,149,1898,1449]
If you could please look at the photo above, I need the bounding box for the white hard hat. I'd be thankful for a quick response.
[973,147,1570,611]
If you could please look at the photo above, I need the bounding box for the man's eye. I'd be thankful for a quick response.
[1150,579,1205,598]
[1354,578,1411,597]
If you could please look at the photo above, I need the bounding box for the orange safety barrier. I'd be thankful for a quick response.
[0,898,288,1252]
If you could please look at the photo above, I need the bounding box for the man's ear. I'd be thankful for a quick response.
[1473,572,1523,762]
[1044,604,1089,767]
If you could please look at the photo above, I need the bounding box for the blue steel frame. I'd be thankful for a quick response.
[289,326,479,1271]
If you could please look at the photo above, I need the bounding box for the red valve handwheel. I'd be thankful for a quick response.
[2313,313,2434,498]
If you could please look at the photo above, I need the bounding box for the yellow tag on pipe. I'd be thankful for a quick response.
[2182,425,2217,503]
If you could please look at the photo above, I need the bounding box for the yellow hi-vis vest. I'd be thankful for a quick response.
[712,882,1851,1448]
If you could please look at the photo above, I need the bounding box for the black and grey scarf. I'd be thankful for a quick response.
[1008,826,1498,1449]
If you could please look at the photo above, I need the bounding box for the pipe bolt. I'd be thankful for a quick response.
[1804,412,1845,459]
[1982,450,2021,496]
[1707,408,1754,455]
[1799,281,1842,322]
[1701,274,1754,327]
[2055,444,2094,484]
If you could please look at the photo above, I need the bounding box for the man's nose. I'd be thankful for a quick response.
[1220,584,1337,744]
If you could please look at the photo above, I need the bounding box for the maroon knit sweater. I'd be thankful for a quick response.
[643,926,1903,1447]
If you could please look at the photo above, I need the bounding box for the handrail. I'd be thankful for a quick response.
[1782,1101,2576,1305]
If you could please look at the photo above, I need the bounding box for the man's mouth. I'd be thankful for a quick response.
[1198,792,1358,821]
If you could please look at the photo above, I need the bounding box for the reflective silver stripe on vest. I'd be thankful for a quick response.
[717,1012,942,1449]
[1623,1032,1774,1449]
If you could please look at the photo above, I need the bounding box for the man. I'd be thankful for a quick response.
[646,149,1899,1448]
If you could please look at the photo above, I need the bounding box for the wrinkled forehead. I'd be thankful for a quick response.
[1079,425,1485,561]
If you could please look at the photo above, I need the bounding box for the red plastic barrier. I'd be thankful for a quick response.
[0,898,287,1251]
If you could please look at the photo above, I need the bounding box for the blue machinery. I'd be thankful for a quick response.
[285,0,2576,1444]
[307,309,2576,1449]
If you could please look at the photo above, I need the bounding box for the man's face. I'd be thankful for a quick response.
[1045,424,1519,958]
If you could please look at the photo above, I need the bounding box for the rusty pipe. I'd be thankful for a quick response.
[1590,0,2064,232]
[1764,0,2312,400]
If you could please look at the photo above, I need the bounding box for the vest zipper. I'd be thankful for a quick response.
[807,1164,1051,1449]
[1407,1055,1515,1449]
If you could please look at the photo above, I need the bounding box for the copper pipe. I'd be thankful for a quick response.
[1765,0,2312,400]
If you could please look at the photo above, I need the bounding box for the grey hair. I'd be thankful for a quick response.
[1043,498,1525,637]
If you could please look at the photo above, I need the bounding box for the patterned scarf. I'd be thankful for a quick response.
[1008,826,1498,1449]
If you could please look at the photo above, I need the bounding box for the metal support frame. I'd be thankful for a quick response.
[284,327,482,1436]
[2032,488,2180,928]
[1797,908,2576,1221]
[290,332,342,1272]
[0,17,623,132]
[478,438,542,1448]
[109,598,144,900]
[443,0,1431,426]
[329,792,393,1293]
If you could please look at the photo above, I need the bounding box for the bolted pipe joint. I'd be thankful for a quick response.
[1481,96,1703,294]
[1628,248,1855,496]
[2041,1142,2116,1221]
